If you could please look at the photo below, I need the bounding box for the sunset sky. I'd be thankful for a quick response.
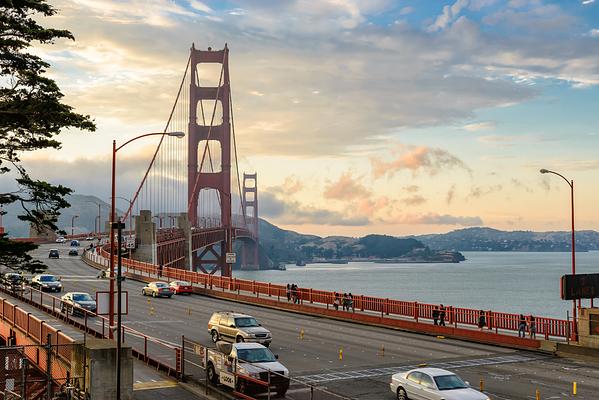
[16,0,599,237]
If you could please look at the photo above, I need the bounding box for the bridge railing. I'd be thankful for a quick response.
[88,249,573,341]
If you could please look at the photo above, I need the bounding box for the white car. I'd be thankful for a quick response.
[56,236,66,243]
[390,368,490,400]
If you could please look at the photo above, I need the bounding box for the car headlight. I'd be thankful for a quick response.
[283,370,289,376]
[57,283,62,287]
[42,283,48,287]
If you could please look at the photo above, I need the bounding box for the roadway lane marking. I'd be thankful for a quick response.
[133,380,178,391]
[295,353,548,384]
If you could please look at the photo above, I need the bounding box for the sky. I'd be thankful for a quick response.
[12,0,599,237]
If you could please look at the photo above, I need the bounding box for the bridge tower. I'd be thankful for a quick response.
[188,44,233,276]
[242,173,259,269]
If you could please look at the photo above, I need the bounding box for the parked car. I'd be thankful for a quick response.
[55,236,66,243]
[61,292,97,316]
[31,274,63,293]
[68,248,79,256]
[70,240,80,247]
[208,311,272,346]
[49,249,60,259]
[85,235,95,240]
[390,368,490,400]
[142,282,173,298]
[207,341,289,396]
[99,267,125,281]
[169,280,193,295]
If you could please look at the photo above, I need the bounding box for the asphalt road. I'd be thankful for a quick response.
[25,243,599,399]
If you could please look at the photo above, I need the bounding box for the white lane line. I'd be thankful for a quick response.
[294,353,548,384]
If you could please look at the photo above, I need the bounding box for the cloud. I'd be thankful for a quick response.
[463,121,496,131]
[399,6,414,15]
[446,184,456,204]
[583,0,595,5]
[402,195,426,206]
[511,178,532,192]
[267,176,303,196]
[427,0,469,32]
[393,213,483,226]
[589,29,599,38]
[189,1,212,13]
[403,185,420,193]
[354,196,391,216]
[468,184,503,198]
[260,191,369,226]
[323,172,371,200]
[372,146,470,179]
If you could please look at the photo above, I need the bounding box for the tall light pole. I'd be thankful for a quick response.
[110,131,184,400]
[111,196,133,258]
[71,215,79,236]
[540,168,578,339]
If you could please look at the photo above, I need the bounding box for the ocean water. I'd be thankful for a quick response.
[234,251,599,319]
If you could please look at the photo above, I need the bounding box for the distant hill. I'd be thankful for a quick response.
[414,227,599,252]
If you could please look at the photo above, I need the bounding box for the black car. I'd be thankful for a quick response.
[49,249,60,259]
[1,273,26,290]
[68,249,79,256]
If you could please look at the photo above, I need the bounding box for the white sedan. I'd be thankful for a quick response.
[390,368,490,400]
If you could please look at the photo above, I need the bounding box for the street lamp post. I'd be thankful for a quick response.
[540,168,578,339]
[86,201,103,236]
[110,131,184,400]
[71,215,79,236]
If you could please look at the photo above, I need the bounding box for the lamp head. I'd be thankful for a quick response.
[539,169,549,174]
[167,131,185,138]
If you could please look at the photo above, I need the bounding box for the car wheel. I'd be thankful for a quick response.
[142,289,146,296]
[207,363,218,384]
[397,387,408,400]
[236,336,244,343]
[152,292,157,298]
[211,330,219,343]
[276,386,288,397]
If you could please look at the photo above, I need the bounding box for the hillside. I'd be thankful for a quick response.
[415,227,599,252]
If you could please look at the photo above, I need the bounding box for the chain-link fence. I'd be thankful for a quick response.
[0,342,86,400]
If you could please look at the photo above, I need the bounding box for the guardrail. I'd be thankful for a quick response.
[87,249,573,342]
[0,283,183,379]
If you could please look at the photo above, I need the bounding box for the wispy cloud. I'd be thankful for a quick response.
[463,121,496,131]
[323,172,371,201]
[390,213,483,226]
[372,146,470,179]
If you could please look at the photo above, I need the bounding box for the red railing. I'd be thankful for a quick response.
[88,249,573,341]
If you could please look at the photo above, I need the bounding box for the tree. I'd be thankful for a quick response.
[0,0,95,272]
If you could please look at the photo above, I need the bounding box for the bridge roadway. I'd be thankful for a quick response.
[33,243,599,399]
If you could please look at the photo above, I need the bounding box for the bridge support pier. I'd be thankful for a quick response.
[177,212,192,270]
[71,338,133,400]
[134,210,156,264]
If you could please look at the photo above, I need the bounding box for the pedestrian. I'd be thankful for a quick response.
[295,285,301,304]
[348,293,355,312]
[439,304,446,326]
[157,264,163,278]
[529,315,536,339]
[291,284,297,303]
[478,310,486,331]
[286,284,291,302]
[342,293,348,311]
[518,314,527,338]
[333,292,340,310]
[432,306,439,326]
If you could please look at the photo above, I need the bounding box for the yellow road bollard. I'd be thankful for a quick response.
[299,328,305,340]
[339,348,343,361]
[187,307,192,316]
[535,388,540,400]
[479,378,484,392]
[379,344,385,357]
[149,306,155,316]
[573,381,577,395]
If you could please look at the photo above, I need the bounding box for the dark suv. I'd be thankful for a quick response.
[49,249,60,259]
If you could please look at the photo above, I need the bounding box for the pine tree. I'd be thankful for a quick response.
[0,0,95,273]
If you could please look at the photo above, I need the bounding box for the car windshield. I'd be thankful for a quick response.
[434,374,468,390]
[237,348,276,363]
[174,281,189,286]
[73,293,93,302]
[40,275,57,282]
[235,317,260,327]
[155,282,168,288]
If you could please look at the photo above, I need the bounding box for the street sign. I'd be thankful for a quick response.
[96,291,129,315]
[561,273,599,300]
[125,236,135,249]
[226,252,236,264]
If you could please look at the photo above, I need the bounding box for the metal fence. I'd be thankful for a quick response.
[0,343,86,400]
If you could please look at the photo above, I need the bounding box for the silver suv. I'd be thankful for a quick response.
[208,311,272,347]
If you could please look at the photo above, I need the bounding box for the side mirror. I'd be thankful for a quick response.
[275,354,279,360]
[58,277,62,281]
[465,381,470,386]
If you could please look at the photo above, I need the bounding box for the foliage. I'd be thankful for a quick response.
[0,233,45,273]
[0,0,95,271]
[357,234,425,258]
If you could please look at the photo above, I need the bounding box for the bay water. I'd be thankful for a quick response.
[234,251,599,319]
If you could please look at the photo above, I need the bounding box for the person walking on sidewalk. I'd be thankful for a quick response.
[518,314,527,338]
[433,306,439,326]
[286,284,291,302]
[439,304,446,326]
[478,310,486,331]
[529,315,536,339]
